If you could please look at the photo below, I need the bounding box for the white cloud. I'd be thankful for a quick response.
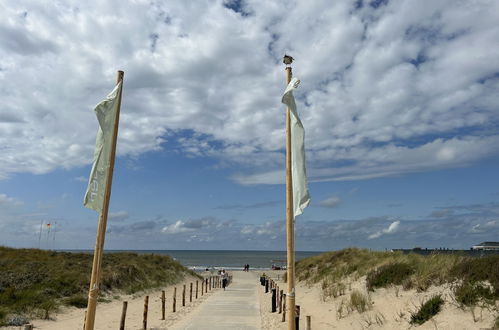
[318,196,341,208]
[108,211,129,222]
[368,220,400,240]
[162,220,195,234]
[0,0,498,184]
[0,193,23,206]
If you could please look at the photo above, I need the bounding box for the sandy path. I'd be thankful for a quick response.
[166,271,261,330]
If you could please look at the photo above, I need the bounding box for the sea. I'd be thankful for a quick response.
[64,250,323,271]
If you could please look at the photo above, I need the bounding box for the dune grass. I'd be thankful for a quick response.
[0,246,199,326]
[410,295,444,325]
[295,248,499,306]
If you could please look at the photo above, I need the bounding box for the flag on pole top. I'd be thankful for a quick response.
[84,82,123,212]
[282,77,310,217]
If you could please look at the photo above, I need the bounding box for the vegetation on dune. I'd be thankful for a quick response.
[0,246,199,326]
[366,262,414,291]
[410,295,444,325]
[295,248,499,306]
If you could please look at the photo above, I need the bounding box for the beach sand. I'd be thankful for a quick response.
[4,270,497,329]
[257,270,497,329]
[7,274,213,330]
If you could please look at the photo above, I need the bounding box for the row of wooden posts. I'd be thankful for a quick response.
[115,275,225,330]
[260,275,312,330]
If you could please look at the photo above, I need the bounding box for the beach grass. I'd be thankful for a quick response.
[410,295,444,325]
[294,248,498,307]
[0,246,200,326]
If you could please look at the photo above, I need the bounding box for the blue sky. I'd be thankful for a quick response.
[1,0,498,251]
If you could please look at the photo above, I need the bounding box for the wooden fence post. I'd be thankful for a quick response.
[306,315,311,330]
[279,290,283,314]
[271,288,277,312]
[143,296,149,330]
[282,294,286,322]
[161,290,165,320]
[295,305,300,330]
[201,280,204,296]
[182,284,186,307]
[173,287,177,312]
[119,301,127,330]
[196,280,199,298]
[190,282,193,302]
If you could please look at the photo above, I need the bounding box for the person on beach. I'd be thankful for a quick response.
[221,269,228,290]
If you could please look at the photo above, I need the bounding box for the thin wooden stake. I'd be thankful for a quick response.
[161,291,165,320]
[190,282,193,302]
[196,280,199,299]
[173,287,177,313]
[282,293,287,322]
[182,284,186,307]
[119,301,127,330]
[143,296,149,330]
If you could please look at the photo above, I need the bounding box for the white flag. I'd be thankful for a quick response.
[84,82,122,212]
[282,77,310,217]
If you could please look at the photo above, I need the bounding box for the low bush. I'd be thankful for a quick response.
[66,295,88,308]
[410,295,444,325]
[0,246,199,325]
[366,262,414,291]
[454,281,494,306]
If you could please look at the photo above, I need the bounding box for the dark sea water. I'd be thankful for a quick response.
[65,250,323,271]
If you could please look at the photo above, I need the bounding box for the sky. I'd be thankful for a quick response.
[0,0,498,251]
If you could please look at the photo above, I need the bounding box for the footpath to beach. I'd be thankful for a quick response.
[167,271,260,330]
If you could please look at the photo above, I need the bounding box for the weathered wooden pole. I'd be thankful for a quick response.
[182,284,186,307]
[306,315,311,330]
[284,54,296,330]
[143,296,149,330]
[272,288,277,312]
[196,280,199,299]
[201,280,204,296]
[119,301,127,330]
[295,305,300,330]
[282,293,287,322]
[84,71,125,330]
[190,282,193,302]
[173,287,177,312]
[279,290,283,314]
[161,290,165,320]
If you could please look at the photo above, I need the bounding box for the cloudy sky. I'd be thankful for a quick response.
[1,0,498,251]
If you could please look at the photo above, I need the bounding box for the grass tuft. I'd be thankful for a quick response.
[366,262,414,291]
[410,295,444,325]
[349,290,371,313]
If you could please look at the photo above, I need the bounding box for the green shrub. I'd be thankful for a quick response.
[366,262,414,291]
[454,282,494,306]
[0,246,199,324]
[66,295,88,308]
[410,295,444,325]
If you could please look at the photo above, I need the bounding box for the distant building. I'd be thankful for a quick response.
[471,241,499,251]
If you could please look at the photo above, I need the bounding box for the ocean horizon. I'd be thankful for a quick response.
[60,249,324,270]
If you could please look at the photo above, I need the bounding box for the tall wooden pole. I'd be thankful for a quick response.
[84,71,124,330]
[284,56,296,330]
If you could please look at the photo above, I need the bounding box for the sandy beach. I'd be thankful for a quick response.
[3,270,497,329]
[258,270,497,330]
